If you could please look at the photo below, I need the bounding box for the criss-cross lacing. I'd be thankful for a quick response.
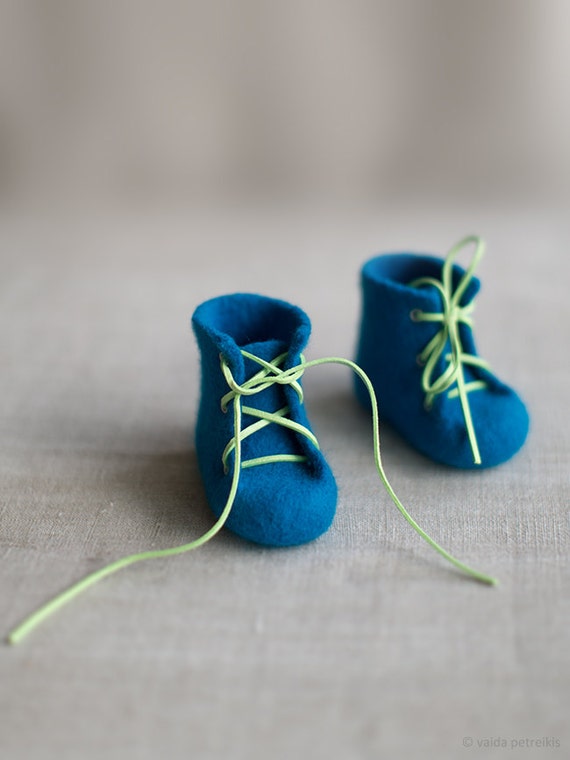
[7,342,497,645]
[409,235,491,465]
[220,350,318,472]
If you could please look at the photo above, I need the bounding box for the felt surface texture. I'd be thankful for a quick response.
[0,206,567,760]
[355,252,529,468]
[192,293,337,546]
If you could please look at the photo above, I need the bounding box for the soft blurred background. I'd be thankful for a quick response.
[1,0,569,208]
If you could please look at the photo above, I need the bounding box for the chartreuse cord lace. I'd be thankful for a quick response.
[7,349,496,645]
[409,235,491,465]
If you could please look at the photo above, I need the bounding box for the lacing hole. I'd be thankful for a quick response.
[409,309,422,322]
[423,398,433,412]
[220,403,228,414]
[416,354,426,367]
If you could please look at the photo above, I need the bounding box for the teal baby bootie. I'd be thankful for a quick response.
[192,293,338,546]
[355,236,529,468]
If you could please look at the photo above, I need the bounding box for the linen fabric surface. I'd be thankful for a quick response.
[0,204,568,760]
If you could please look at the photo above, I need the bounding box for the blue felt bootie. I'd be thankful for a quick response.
[354,236,529,469]
[192,293,338,546]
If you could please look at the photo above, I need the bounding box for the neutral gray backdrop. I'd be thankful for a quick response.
[1,0,570,204]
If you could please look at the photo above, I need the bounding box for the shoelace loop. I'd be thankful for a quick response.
[220,350,305,411]
[409,235,491,464]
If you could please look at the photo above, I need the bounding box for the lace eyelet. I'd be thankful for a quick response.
[416,354,426,367]
[410,309,422,322]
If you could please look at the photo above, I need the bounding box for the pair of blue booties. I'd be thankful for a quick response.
[192,236,529,555]
[10,237,527,643]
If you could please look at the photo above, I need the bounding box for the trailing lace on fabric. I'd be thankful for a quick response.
[7,347,496,645]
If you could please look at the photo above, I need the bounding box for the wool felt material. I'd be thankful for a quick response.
[192,293,338,546]
[354,245,529,468]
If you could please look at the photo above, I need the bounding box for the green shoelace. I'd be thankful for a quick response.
[409,235,491,465]
[7,349,496,645]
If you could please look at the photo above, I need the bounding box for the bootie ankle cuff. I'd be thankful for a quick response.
[355,235,529,469]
